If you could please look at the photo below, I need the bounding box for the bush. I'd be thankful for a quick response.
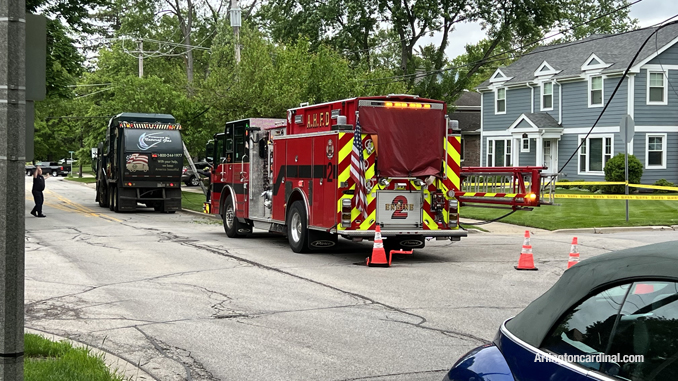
[557,179,570,189]
[603,154,643,194]
[653,179,676,193]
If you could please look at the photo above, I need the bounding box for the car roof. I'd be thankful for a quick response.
[506,241,678,347]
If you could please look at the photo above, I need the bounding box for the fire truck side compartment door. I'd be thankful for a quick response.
[376,191,423,228]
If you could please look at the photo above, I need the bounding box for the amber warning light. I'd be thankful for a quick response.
[384,102,432,109]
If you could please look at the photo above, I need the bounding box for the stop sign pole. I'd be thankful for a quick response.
[620,115,635,222]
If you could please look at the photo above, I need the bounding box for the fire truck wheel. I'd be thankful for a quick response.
[287,201,309,253]
[223,195,247,238]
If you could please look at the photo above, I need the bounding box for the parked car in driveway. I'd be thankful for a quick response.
[25,162,69,177]
[443,241,678,381]
[182,160,210,186]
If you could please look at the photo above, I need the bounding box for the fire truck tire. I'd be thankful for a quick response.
[287,201,309,253]
[223,195,247,238]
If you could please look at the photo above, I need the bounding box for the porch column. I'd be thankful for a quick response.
[512,138,520,166]
[535,134,544,167]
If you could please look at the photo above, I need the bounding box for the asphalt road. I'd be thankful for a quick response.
[23,176,678,381]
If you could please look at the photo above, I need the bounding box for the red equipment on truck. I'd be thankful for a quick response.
[205,95,555,253]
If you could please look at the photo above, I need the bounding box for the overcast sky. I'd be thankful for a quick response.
[419,0,678,60]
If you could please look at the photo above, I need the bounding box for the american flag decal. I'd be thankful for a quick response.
[350,122,368,219]
[126,153,149,165]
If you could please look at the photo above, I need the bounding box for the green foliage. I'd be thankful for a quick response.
[603,154,643,194]
[554,0,639,43]
[653,179,676,194]
[557,179,570,189]
[24,333,125,381]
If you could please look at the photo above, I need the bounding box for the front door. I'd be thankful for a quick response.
[543,139,558,172]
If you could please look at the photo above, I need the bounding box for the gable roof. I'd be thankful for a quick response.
[508,113,561,131]
[478,22,678,90]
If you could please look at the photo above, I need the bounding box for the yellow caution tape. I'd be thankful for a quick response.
[555,194,678,200]
[627,184,678,192]
[554,181,626,186]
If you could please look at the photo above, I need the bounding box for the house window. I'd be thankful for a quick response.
[647,72,667,105]
[495,88,506,114]
[488,138,512,167]
[521,138,530,152]
[646,134,666,169]
[579,135,613,174]
[460,137,465,162]
[589,76,603,107]
[541,82,553,110]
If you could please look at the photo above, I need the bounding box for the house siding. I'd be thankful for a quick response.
[558,132,626,180]
[633,69,678,126]
[633,132,678,184]
[519,140,536,166]
[648,41,678,65]
[482,87,532,131]
[561,77,628,127]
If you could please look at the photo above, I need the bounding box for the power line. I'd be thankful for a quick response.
[359,0,644,85]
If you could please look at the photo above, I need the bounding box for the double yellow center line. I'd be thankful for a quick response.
[28,189,122,223]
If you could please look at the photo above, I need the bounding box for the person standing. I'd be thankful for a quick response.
[30,166,46,217]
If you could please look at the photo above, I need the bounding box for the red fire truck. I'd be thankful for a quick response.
[205,95,554,253]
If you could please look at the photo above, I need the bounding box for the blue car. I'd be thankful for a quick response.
[444,241,678,381]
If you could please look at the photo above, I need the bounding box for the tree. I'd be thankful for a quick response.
[555,0,638,42]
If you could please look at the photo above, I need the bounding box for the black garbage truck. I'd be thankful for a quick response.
[95,113,183,213]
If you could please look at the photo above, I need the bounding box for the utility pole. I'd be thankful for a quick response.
[138,39,143,78]
[230,0,241,63]
[0,0,26,379]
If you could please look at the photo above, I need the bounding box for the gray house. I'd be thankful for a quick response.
[477,23,678,184]
[450,91,481,166]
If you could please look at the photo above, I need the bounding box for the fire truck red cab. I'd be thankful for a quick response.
[207,95,553,253]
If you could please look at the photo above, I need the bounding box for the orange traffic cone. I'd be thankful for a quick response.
[366,226,389,266]
[515,230,538,271]
[567,237,579,269]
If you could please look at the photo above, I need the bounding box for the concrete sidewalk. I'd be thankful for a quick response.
[461,218,677,235]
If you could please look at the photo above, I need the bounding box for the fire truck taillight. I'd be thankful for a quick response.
[449,199,459,227]
[384,102,432,109]
[341,199,352,227]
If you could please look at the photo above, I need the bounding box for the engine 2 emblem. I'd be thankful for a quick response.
[386,195,415,219]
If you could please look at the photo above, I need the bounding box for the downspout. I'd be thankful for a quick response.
[554,79,562,125]
[526,83,534,113]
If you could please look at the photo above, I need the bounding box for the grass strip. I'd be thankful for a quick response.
[461,189,678,230]
[24,333,125,381]
[182,191,208,213]
[65,177,97,183]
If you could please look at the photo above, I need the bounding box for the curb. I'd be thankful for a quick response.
[553,226,674,234]
[24,328,155,380]
[180,208,219,218]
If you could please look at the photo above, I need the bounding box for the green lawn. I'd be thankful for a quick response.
[25,333,124,381]
[461,189,678,230]
[65,177,97,183]
[182,191,208,213]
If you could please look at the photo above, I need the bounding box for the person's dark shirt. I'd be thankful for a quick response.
[32,175,45,192]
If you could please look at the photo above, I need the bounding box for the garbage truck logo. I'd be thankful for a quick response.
[138,132,172,151]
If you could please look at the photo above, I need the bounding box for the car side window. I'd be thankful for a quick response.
[541,284,630,371]
[604,281,678,380]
